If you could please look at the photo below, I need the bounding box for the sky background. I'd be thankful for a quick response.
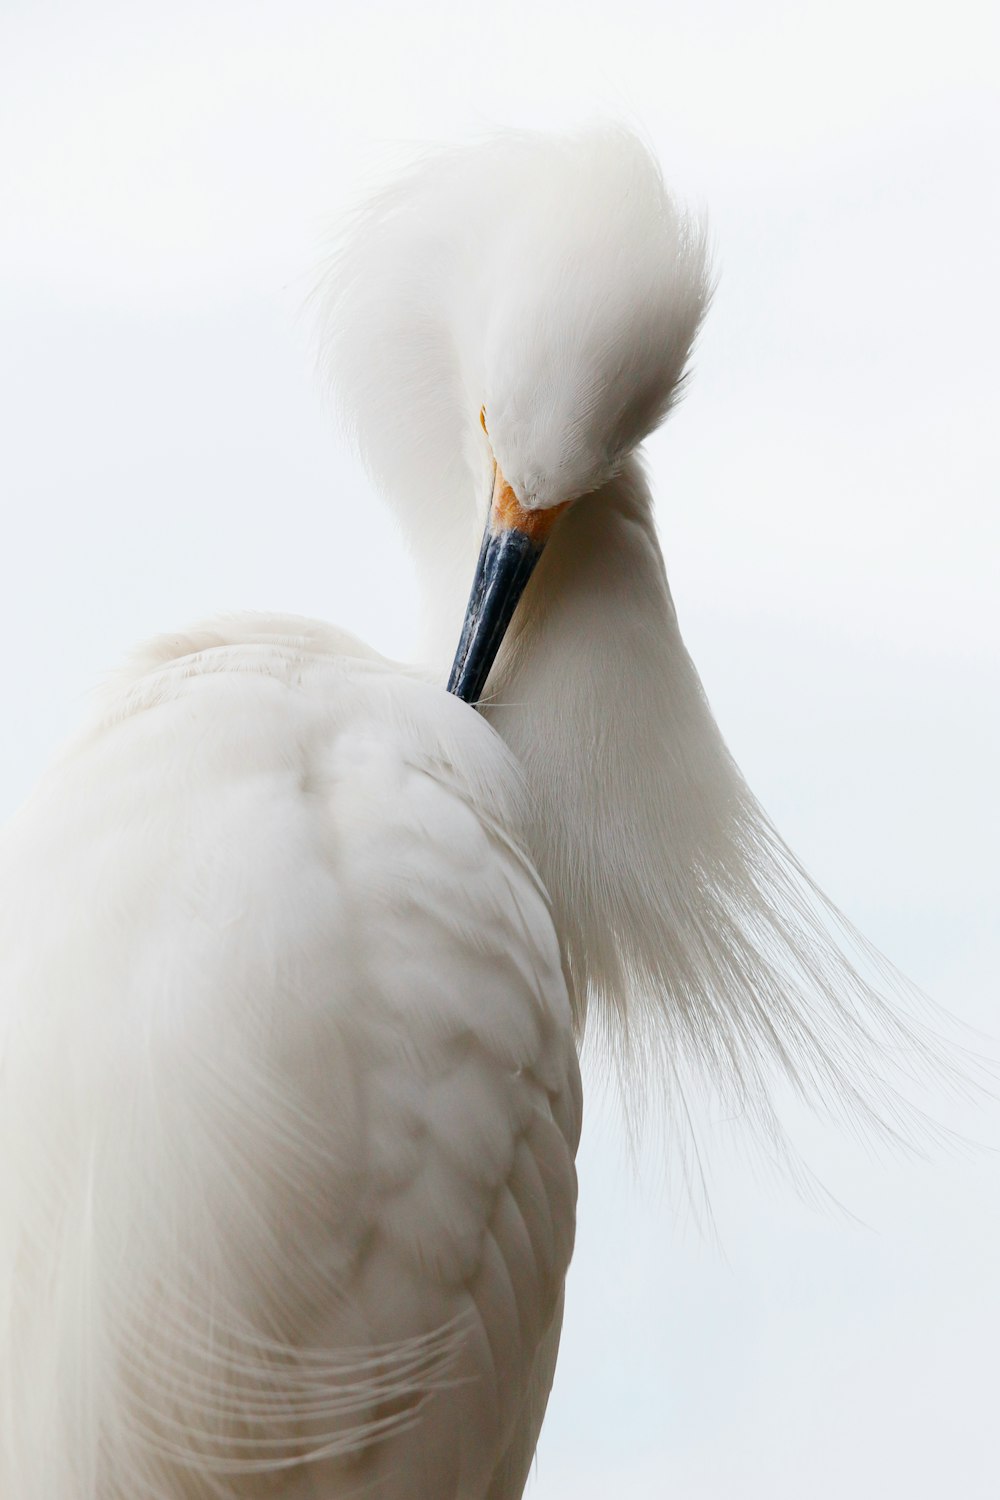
[2,2,999,1495]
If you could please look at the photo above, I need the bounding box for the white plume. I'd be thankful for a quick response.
[487,463,976,1196]
[322,124,980,1189]
[321,124,712,665]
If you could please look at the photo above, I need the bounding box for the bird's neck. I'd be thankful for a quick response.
[465,459,956,1173]
[482,457,719,1031]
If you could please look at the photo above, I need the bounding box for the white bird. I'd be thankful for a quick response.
[0,127,953,1500]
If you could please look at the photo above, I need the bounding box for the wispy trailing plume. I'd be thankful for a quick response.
[322,125,984,1195]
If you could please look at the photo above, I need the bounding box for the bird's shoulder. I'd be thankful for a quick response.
[17,609,576,1081]
[0,614,582,1498]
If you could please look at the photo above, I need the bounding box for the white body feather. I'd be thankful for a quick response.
[0,126,958,1497]
[0,619,580,1498]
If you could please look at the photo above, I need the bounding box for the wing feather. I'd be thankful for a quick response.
[0,617,580,1500]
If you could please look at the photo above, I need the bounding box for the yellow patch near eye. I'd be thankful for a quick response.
[491,469,569,545]
[479,406,488,435]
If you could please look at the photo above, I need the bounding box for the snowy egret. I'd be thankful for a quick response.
[0,127,951,1499]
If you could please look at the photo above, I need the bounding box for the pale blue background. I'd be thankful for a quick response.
[2,3,998,1495]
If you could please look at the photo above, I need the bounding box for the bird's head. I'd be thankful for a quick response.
[322,125,711,693]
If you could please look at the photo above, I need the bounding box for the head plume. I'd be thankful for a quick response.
[320,125,711,660]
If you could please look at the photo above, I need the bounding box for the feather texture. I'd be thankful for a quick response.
[320,123,712,667]
[322,124,973,1188]
[0,123,976,1500]
[486,463,970,1190]
[0,618,580,1498]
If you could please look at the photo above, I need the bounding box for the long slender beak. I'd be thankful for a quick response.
[447,465,566,705]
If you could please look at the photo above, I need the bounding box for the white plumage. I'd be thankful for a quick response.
[0,620,580,1498]
[0,127,955,1498]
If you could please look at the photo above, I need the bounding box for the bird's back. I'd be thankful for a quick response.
[0,616,580,1500]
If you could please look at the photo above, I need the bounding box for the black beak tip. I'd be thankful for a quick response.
[447,526,544,708]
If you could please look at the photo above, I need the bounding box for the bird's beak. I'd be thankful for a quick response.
[447,465,567,705]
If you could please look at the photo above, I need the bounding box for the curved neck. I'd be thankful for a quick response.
[482,457,699,1025]
[472,460,957,1181]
